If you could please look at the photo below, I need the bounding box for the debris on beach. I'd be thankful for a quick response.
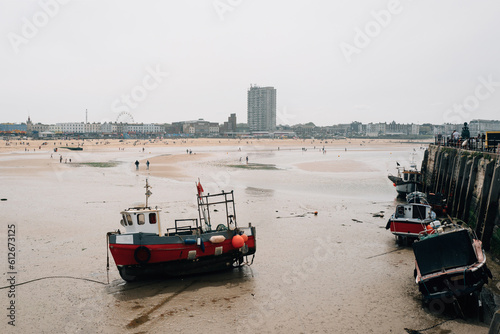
[372,212,384,218]
[276,211,318,219]
[352,219,363,223]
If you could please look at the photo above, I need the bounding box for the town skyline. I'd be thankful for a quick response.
[2,114,499,127]
[3,115,500,139]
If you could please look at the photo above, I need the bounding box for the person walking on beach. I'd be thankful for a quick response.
[135,160,139,170]
[246,156,248,164]
[146,160,150,170]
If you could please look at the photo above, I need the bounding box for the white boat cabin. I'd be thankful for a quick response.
[394,203,435,220]
[402,170,421,183]
[120,207,162,234]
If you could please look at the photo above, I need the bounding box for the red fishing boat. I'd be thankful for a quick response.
[107,180,256,281]
[385,201,437,245]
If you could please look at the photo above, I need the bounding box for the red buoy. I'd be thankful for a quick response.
[426,225,435,234]
[241,234,248,242]
[232,235,244,248]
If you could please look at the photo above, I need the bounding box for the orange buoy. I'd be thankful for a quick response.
[426,225,434,234]
[232,235,244,248]
[241,234,248,242]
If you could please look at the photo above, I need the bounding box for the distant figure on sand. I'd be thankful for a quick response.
[135,160,139,170]
[246,156,248,164]
[146,160,150,170]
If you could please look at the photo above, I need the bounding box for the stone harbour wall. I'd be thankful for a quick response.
[421,144,500,255]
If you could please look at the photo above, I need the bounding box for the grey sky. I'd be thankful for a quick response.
[1,0,499,126]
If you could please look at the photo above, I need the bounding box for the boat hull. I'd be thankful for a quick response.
[117,250,252,281]
[395,182,420,197]
[416,266,490,301]
[387,219,429,238]
[108,228,256,281]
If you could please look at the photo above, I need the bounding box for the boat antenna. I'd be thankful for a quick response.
[144,179,152,207]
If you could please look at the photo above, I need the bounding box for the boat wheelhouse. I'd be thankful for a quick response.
[406,191,429,205]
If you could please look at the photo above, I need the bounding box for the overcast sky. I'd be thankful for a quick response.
[1,0,499,126]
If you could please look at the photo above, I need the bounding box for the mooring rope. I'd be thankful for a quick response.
[404,319,453,333]
[0,275,108,289]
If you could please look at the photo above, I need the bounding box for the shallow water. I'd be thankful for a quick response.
[0,143,488,333]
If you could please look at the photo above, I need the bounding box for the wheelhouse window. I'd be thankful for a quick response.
[125,213,133,226]
[149,213,157,224]
[137,214,145,225]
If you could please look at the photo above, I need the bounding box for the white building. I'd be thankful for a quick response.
[57,122,86,133]
[85,123,101,133]
[48,124,62,133]
[101,122,118,133]
[124,124,164,133]
[411,124,420,135]
[247,85,276,132]
[366,122,386,137]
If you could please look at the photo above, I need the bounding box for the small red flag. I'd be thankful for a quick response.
[197,181,204,197]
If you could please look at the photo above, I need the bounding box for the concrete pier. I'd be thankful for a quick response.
[422,145,500,253]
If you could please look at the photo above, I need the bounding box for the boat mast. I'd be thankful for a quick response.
[144,179,152,207]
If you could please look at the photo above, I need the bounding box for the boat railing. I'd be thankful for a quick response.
[434,133,499,154]
[166,218,199,236]
[197,190,237,229]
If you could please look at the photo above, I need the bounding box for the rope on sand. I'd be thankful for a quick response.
[404,319,453,333]
[0,276,108,289]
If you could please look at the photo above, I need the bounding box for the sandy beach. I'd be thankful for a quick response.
[0,138,494,333]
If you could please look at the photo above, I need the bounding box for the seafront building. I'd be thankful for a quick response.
[247,85,276,132]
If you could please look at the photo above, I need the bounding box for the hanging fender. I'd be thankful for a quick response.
[134,246,151,264]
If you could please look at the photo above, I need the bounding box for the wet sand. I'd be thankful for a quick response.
[0,138,491,333]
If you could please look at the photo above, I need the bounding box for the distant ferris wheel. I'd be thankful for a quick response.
[116,111,135,124]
